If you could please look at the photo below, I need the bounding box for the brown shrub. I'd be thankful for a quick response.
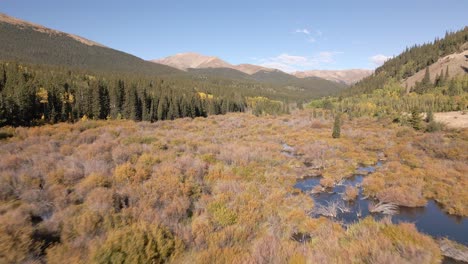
[377,185,427,207]
[362,174,385,198]
[320,178,335,188]
[85,188,115,214]
[0,209,38,263]
[343,186,359,201]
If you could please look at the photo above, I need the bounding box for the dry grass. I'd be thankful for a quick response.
[0,110,463,262]
[369,202,399,215]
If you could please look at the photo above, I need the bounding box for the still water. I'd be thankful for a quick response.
[294,165,468,245]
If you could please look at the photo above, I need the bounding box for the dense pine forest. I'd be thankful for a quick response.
[0,62,252,126]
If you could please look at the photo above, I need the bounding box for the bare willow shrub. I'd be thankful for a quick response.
[251,234,285,264]
[85,188,116,215]
[343,186,359,201]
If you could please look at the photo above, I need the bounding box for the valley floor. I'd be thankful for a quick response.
[0,111,467,263]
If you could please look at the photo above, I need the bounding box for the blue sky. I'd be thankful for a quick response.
[1,0,467,72]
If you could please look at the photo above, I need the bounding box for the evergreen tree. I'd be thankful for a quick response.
[116,79,125,116]
[157,96,168,121]
[421,67,432,86]
[332,114,341,138]
[447,79,462,96]
[409,109,423,130]
[426,109,434,123]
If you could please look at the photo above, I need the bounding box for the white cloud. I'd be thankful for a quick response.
[260,62,298,73]
[275,54,308,64]
[294,28,323,44]
[318,51,342,63]
[370,54,392,66]
[295,29,310,35]
[258,52,342,73]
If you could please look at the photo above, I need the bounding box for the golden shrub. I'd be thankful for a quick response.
[113,162,136,184]
[90,223,184,264]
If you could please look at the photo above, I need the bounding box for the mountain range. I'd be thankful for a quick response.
[152,53,278,75]
[0,13,352,100]
[2,12,463,103]
[153,53,372,85]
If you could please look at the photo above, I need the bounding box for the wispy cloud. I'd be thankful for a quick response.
[258,52,342,72]
[295,28,310,35]
[294,28,323,44]
[369,54,392,66]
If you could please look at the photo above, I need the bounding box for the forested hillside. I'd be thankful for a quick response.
[188,68,347,100]
[309,27,468,124]
[346,27,468,95]
[0,14,181,76]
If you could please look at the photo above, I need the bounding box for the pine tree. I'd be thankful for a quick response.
[332,114,341,138]
[409,109,423,130]
[157,96,168,121]
[447,79,461,96]
[426,109,434,123]
[421,67,431,86]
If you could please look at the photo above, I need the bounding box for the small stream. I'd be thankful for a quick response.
[284,143,468,246]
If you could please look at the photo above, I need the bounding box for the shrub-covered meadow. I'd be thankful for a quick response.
[0,110,466,263]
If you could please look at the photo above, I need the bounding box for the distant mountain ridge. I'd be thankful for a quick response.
[293,69,373,85]
[152,53,278,75]
[153,53,371,85]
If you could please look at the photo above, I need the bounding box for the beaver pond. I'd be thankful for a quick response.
[293,163,468,245]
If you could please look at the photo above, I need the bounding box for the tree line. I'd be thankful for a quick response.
[0,62,247,126]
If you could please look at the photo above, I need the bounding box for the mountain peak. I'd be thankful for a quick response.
[152,53,232,70]
[152,53,281,74]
